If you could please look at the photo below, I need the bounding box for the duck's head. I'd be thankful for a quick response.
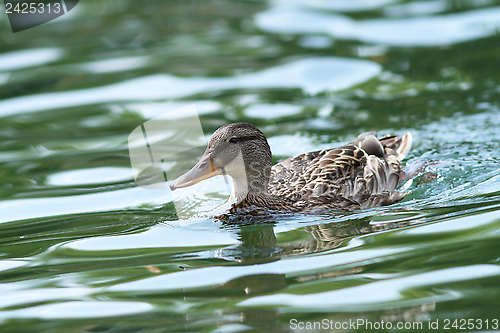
[170,123,272,198]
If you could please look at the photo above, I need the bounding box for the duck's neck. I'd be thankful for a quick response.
[227,161,271,202]
[229,176,251,202]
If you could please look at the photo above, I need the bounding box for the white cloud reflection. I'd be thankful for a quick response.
[255,6,500,47]
[0,57,380,116]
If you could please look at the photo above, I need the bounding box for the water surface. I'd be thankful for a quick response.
[1,0,500,332]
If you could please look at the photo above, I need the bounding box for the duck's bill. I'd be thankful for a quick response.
[169,154,222,191]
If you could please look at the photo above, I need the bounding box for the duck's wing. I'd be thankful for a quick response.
[269,132,412,208]
[269,143,368,200]
[269,149,326,200]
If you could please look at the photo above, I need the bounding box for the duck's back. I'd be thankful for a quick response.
[268,132,412,209]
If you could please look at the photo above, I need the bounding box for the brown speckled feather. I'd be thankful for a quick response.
[267,132,410,210]
[227,191,360,216]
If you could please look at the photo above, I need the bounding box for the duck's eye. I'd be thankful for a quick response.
[229,137,238,143]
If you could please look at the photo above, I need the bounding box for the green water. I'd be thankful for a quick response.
[1,1,500,332]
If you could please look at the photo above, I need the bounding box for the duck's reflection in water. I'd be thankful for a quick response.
[220,213,417,261]
[205,216,436,331]
[213,213,416,293]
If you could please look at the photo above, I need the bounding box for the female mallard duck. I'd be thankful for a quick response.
[170,122,412,214]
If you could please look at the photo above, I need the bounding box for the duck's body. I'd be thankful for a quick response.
[170,123,412,215]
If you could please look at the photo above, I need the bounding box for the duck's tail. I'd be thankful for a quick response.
[379,132,413,161]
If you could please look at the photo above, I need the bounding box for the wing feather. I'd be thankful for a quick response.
[268,132,411,209]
